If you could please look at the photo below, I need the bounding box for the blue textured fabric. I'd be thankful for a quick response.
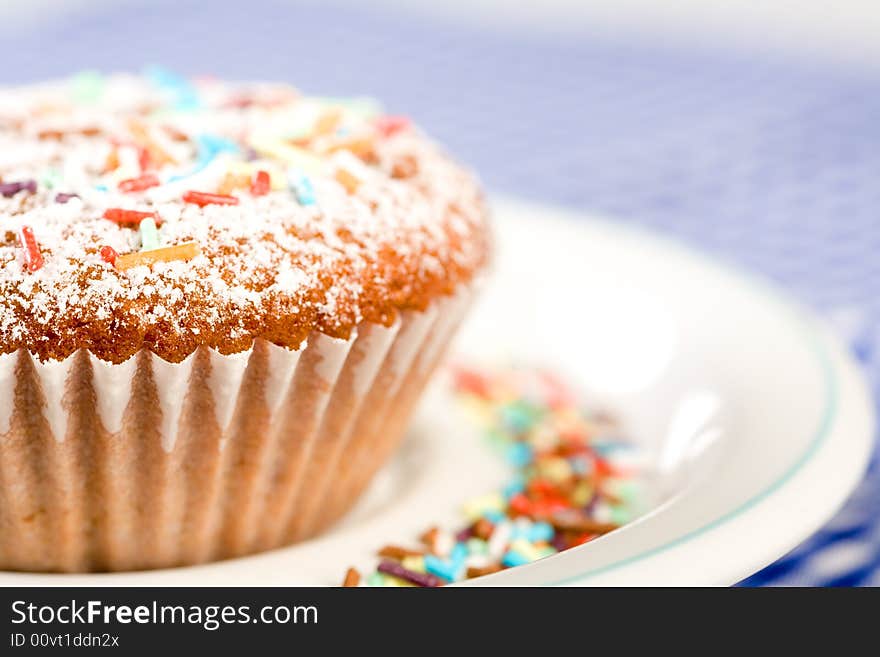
[1,0,877,586]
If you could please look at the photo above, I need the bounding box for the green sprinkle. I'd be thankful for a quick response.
[41,168,61,190]
[366,572,387,587]
[139,217,161,251]
[466,538,488,555]
[71,71,104,103]
[610,505,632,525]
[484,428,508,454]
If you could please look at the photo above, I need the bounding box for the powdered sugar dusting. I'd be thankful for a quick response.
[0,73,489,363]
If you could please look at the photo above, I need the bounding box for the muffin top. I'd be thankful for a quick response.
[0,72,490,363]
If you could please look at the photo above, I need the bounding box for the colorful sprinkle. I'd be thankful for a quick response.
[334,168,360,195]
[118,173,160,193]
[288,170,316,206]
[250,170,271,196]
[343,365,646,585]
[18,226,44,272]
[342,567,360,587]
[99,245,118,265]
[377,560,442,588]
[0,179,37,198]
[138,216,161,251]
[114,241,200,271]
[375,115,410,137]
[103,208,161,227]
[54,193,79,204]
[71,70,104,103]
[41,168,61,189]
[251,138,325,177]
[182,190,239,207]
[145,66,200,110]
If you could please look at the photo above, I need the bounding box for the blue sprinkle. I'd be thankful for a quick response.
[94,184,108,192]
[500,404,533,433]
[288,170,316,206]
[424,555,463,582]
[482,509,506,524]
[168,134,238,182]
[502,551,530,568]
[570,456,589,475]
[511,524,529,541]
[502,476,525,500]
[145,66,201,110]
[505,442,533,468]
[450,542,468,565]
[528,521,554,543]
[197,134,239,158]
[592,440,632,456]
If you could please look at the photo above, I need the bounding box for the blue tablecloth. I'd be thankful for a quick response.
[2,0,877,585]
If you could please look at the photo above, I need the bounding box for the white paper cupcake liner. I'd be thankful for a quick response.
[0,283,475,572]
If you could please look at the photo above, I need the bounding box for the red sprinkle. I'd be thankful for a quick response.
[182,190,240,207]
[99,245,118,265]
[375,115,410,137]
[118,173,160,193]
[508,493,532,517]
[137,146,152,173]
[18,226,44,272]
[102,208,161,226]
[250,170,271,196]
[453,367,491,398]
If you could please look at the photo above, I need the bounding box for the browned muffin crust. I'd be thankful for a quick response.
[0,75,490,363]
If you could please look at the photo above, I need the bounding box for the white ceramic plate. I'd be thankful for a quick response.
[3,198,874,587]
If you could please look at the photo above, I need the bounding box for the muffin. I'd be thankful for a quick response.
[0,71,490,572]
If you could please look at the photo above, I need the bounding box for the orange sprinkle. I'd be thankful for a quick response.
[377,545,424,560]
[115,242,201,271]
[314,108,343,136]
[334,168,360,194]
[129,119,177,166]
[103,148,120,174]
[217,172,250,195]
[326,137,376,162]
[342,567,360,587]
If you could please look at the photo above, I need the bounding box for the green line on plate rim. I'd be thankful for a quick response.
[491,202,842,586]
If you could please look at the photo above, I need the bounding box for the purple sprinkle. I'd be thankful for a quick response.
[244,147,258,161]
[377,560,442,588]
[454,527,472,542]
[54,192,79,204]
[551,535,568,552]
[0,179,36,197]
[583,489,600,515]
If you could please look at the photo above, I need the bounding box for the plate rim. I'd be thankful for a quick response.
[460,197,876,586]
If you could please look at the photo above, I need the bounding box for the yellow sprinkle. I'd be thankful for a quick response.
[250,138,326,177]
[571,480,595,507]
[384,575,415,588]
[116,241,201,271]
[462,492,505,521]
[402,556,425,573]
[510,539,541,562]
[538,456,573,483]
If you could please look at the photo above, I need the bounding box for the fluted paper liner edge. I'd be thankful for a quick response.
[0,283,474,572]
